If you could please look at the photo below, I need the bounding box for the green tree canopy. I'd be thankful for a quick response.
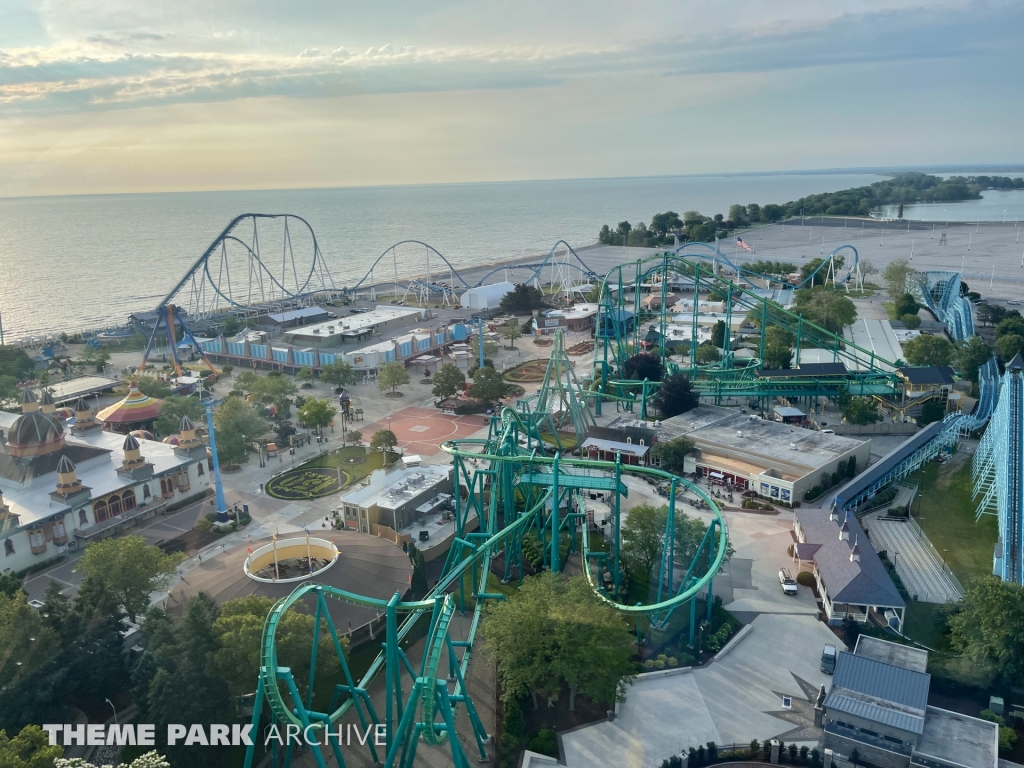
[903,334,954,367]
[498,318,523,348]
[623,352,665,382]
[882,259,918,299]
[482,573,634,711]
[727,204,747,224]
[842,396,880,426]
[499,284,548,314]
[996,334,1024,363]
[296,366,314,387]
[650,436,694,474]
[370,429,398,454]
[949,577,1024,686]
[154,395,205,438]
[762,326,795,369]
[377,361,410,394]
[952,336,993,383]
[651,372,699,418]
[894,293,920,318]
[696,344,721,364]
[431,363,466,400]
[711,320,726,348]
[621,503,709,581]
[233,370,296,417]
[469,366,511,404]
[793,287,857,332]
[213,396,269,465]
[131,375,174,400]
[995,315,1024,339]
[0,724,63,768]
[297,397,336,433]
[78,536,182,621]
[320,360,358,389]
[0,346,34,382]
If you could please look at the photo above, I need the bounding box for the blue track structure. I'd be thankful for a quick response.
[911,271,974,339]
[973,354,1024,583]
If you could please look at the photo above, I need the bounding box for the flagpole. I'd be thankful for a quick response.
[273,525,279,580]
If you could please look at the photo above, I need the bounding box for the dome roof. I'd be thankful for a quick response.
[57,455,76,474]
[7,409,66,456]
[180,415,196,432]
[40,390,55,406]
[123,433,140,451]
[74,397,91,413]
[21,387,37,406]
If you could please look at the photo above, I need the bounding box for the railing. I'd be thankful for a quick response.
[824,721,913,757]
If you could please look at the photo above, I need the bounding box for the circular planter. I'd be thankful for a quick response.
[265,468,349,500]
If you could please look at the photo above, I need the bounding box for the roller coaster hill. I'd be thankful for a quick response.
[150,217,1016,766]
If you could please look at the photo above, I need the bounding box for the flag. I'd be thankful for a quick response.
[246,547,253,554]
[737,237,752,252]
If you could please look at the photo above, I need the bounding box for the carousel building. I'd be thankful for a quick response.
[96,382,164,433]
[0,389,210,575]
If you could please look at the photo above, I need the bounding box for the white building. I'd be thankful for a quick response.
[339,464,452,535]
[0,389,210,575]
[459,282,515,311]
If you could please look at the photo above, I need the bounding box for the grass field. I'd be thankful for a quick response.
[907,457,998,585]
[902,600,956,650]
[302,445,397,485]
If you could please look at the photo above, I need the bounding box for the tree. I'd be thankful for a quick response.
[727,204,747,224]
[918,399,945,426]
[0,724,63,767]
[949,577,1024,685]
[763,326,795,369]
[650,211,682,235]
[499,283,547,314]
[213,396,268,466]
[233,370,296,417]
[651,437,694,474]
[81,347,111,373]
[154,395,205,438]
[903,334,954,367]
[346,430,362,445]
[482,573,634,711]
[377,361,410,394]
[696,344,721,365]
[842,396,880,426]
[132,375,174,399]
[799,257,827,286]
[431,363,466,400]
[219,315,242,336]
[469,366,511,404]
[58,752,172,768]
[882,259,917,299]
[297,397,336,434]
[651,372,699,418]
[688,223,715,242]
[760,204,784,222]
[210,595,337,698]
[793,287,857,332]
[0,572,21,599]
[621,503,669,579]
[894,293,920,318]
[78,536,181,621]
[995,315,1024,339]
[622,352,664,382]
[598,224,613,245]
[953,336,993,383]
[320,359,358,390]
[0,346,34,381]
[711,320,726,348]
[499,319,523,349]
[296,366,314,387]
[370,429,398,455]
[745,203,761,221]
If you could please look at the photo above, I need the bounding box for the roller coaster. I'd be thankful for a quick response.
[243,390,727,768]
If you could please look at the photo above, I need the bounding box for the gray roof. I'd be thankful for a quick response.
[854,635,929,673]
[265,306,328,323]
[581,438,649,458]
[835,421,944,509]
[917,706,998,768]
[898,366,956,386]
[795,508,905,608]
[825,651,929,734]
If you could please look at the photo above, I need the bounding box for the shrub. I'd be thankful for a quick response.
[503,698,525,742]
[750,739,761,758]
[667,656,678,667]
[706,742,717,760]
[811,748,821,766]
[696,745,705,762]
[789,743,798,760]
[195,517,213,532]
[527,729,557,757]
[221,364,234,374]
[800,745,809,760]
[797,571,816,588]
[653,659,665,669]
[644,659,656,670]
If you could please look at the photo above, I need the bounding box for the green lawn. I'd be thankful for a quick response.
[902,601,955,651]
[907,460,998,585]
[882,301,898,320]
[301,446,399,485]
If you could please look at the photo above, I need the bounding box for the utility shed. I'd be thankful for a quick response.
[460,282,515,311]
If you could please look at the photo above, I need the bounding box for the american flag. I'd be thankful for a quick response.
[736,237,752,252]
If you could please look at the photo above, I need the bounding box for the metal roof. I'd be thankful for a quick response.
[898,366,956,386]
[581,438,649,457]
[265,306,328,323]
[835,421,944,509]
[825,651,930,734]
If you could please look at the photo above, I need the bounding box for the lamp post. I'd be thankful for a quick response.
[105,698,118,725]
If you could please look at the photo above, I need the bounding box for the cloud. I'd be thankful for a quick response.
[0,3,1019,117]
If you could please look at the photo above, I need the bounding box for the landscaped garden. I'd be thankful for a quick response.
[265,445,396,499]
[504,359,548,383]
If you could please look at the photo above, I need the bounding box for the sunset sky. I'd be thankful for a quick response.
[1,0,1022,197]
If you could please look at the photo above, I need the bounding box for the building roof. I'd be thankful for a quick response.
[795,507,905,609]
[264,307,328,323]
[916,706,998,768]
[460,281,515,301]
[581,437,649,458]
[898,366,956,386]
[285,306,427,342]
[825,651,929,734]
[341,464,450,511]
[96,383,163,424]
[759,362,849,378]
[773,406,806,418]
[835,420,945,510]
[854,635,929,673]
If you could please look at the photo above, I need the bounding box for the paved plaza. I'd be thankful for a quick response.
[360,405,489,456]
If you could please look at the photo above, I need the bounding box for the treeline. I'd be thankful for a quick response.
[595,173,1024,245]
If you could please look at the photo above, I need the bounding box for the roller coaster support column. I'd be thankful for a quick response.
[706,519,718,623]
[476,317,485,372]
[551,452,561,572]
[659,252,669,362]
[656,479,678,608]
[613,453,623,593]
[692,268,701,378]
[203,398,230,525]
[384,591,402,760]
[641,379,650,421]
[795,316,803,368]
[633,258,643,353]
[759,300,767,363]
[724,283,734,370]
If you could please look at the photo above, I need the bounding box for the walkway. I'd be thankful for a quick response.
[862,513,963,603]
[560,614,837,768]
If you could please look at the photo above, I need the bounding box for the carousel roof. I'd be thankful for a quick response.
[96,382,163,424]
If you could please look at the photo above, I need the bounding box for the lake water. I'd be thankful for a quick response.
[0,172,1019,340]
[874,189,1024,223]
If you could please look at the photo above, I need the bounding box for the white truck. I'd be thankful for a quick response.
[778,567,798,595]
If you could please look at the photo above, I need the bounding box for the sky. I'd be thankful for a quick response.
[1,0,1022,197]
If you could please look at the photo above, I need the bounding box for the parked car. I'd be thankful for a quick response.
[820,644,837,674]
[778,568,798,595]
[821,428,835,435]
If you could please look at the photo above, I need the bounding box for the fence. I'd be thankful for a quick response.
[669,740,827,766]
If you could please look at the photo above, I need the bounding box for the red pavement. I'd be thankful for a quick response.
[361,406,488,456]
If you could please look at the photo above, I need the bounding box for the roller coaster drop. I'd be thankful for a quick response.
[243,397,727,768]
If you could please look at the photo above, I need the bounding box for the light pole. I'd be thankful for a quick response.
[105,698,118,725]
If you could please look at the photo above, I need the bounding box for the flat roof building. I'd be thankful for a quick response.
[823,636,998,768]
[657,404,871,504]
[256,306,330,332]
[339,464,452,538]
[535,304,600,335]
[460,281,515,311]
[284,306,427,347]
